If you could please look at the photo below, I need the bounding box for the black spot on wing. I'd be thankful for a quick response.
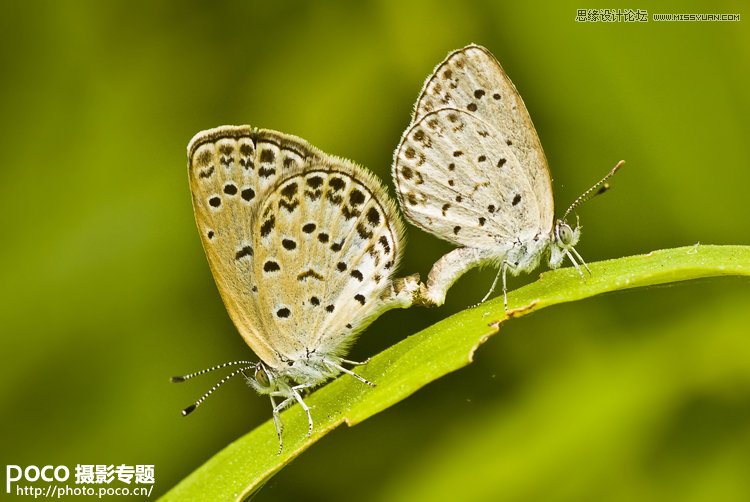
[196,149,212,167]
[378,235,390,254]
[240,157,254,170]
[240,143,254,156]
[329,177,345,191]
[280,182,298,199]
[235,245,253,260]
[298,269,324,281]
[349,189,366,206]
[326,192,343,205]
[307,176,324,189]
[263,260,280,272]
[366,207,380,227]
[279,199,299,212]
[357,223,373,240]
[260,215,275,237]
[260,149,275,163]
[241,188,255,201]
[276,307,290,318]
[341,206,361,220]
[258,166,276,178]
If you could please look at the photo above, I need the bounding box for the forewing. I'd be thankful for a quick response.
[187,126,318,367]
[252,160,404,360]
[395,44,554,243]
[394,108,544,248]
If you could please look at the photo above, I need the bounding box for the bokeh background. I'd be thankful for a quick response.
[1,1,749,500]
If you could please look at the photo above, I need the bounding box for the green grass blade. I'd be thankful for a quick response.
[161,244,750,501]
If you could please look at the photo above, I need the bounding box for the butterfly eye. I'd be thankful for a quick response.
[557,223,574,247]
[254,365,271,389]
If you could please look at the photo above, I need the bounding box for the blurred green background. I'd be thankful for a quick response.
[1,1,749,500]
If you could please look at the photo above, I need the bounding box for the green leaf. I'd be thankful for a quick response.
[160,245,750,501]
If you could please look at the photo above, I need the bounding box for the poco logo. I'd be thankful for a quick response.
[5,465,70,492]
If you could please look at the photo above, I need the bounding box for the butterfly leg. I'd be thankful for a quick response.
[476,268,502,307]
[501,260,512,312]
[290,386,314,437]
[327,359,375,387]
[270,394,294,454]
[340,358,370,366]
[565,249,587,282]
[570,246,592,275]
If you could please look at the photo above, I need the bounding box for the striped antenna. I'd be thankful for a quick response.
[177,365,255,416]
[563,160,625,222]
[171,360,255,383]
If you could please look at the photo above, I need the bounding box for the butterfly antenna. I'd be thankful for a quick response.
[170,360,255,383]
[176,365,255,416]
[563,160,625,221]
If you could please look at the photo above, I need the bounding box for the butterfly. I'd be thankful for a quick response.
[174,125,418,452]
[393,44,623,310]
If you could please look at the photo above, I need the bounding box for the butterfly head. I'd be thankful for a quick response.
[247,362,278,394]
[555,218,579,247]
[549,218,581,268]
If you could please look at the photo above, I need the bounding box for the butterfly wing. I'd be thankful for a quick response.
[188,126,318,368]
[395,108,545,247]
[252,159,405,361]
[393,44,554,249]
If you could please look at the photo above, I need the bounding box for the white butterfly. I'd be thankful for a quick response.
[174,126,417,452]
[393,44,623,310]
